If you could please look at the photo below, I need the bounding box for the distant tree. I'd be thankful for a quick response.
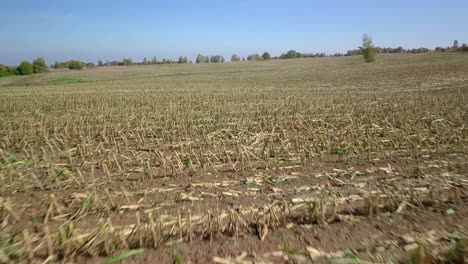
[196,54,204,63]
[460,43,468,52]
[151,57,157,64]
[68,60,84,70]
[178,56,184,63]
[361,34,376,63]
[105,61,120,66]
[98,60,104,67]
[242,57,246,61]
[143,57,148,64]
[287,50,299,59]
[231,54,240,62]
[8,66,18,75]
[209,55,225,63]
[453,40,459,49]
[204,56,209,63]
[279,50,300,59]
[32,57,49,73]
[247,53,260,60]
[262,52,271,60]
[0,64,14,77]
[17,61,34,75]
[2,65,18,76]
[122,58,132,66]
[0,71,12,77]
[345,49,362,56]
[0,64,7,75]
[183,57,188,63]
[87,62,96,68]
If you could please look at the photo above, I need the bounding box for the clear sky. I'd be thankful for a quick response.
[1,0,467,65]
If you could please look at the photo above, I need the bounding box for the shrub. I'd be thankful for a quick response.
[361,34,376,63]
[0,70,13,77]
[17,61,34,75]
[262,52,271,60]
[68,60,84,70]
[32,57,49,73]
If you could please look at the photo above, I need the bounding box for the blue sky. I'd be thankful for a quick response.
[1,0,467,65]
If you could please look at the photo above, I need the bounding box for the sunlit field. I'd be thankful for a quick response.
[1,53,467,263]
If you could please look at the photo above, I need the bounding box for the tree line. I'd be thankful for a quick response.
[0,58,49,77]
[53,60,94,70]
[347,39,467,56]
[1,39,467,77]
[195,54,226,63]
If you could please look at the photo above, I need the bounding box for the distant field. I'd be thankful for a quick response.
[0,53,467,263]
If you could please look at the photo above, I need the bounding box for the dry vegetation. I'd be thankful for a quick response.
[0,53,467,263]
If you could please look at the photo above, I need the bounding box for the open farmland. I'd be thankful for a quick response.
[0,53,467,263]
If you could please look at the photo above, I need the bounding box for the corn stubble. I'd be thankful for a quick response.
[0,54,467,262]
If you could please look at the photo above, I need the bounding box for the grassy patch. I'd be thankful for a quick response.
[51,77,82,84]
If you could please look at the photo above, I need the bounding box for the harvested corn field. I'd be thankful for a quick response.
[0,53,468,263]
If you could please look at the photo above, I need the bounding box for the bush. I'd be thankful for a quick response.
[0,65,11,77]
[0,70,13,77]
[32,57,49,73]
[262,52,271,60]
[460,44,468,52]
[17,61,34,75]
[68,60,84,70]
[361,34,376,63]
[231,54,240,62]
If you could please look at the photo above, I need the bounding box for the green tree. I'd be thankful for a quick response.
[461,43,468,52]
[286,50,299,59]
[122,58,132,66]
[196,54,204,63]
[361,34,376,63]
[0,70,12,77]
[68,60,84,70]
[32,57,49,73]
[247,53,260,60]
[17,61,34,75]
[231,54,240,62]
[209,55,225,63]
[0,64,13,77]
[262,52,271,60]
[453,40,459,49]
